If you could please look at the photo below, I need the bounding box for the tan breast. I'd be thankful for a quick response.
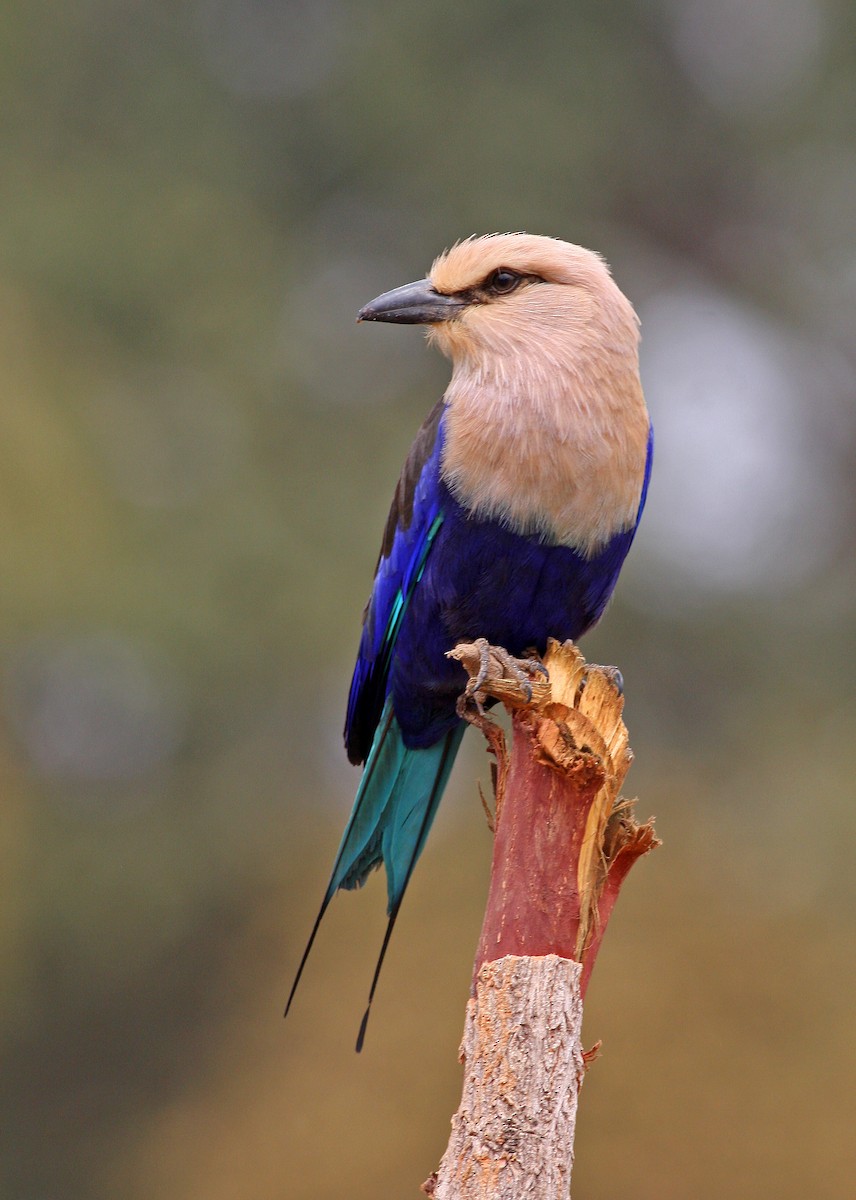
[440,352,650,555]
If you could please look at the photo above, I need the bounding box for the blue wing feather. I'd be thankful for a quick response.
[344,400,446,764]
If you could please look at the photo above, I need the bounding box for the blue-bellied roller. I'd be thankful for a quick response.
[285,234,652,1048]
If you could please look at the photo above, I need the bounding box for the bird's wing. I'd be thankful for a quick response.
[344,399,445,764]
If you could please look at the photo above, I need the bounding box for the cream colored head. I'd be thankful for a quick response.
[426,233,640,374]
[357,232,651,554]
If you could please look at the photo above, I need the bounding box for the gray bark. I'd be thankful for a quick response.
[430,954,584,1200]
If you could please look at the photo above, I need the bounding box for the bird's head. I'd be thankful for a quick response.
[359,234,649,553]
[357,233,639,372]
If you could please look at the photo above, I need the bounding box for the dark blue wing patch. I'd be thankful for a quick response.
[344,401,446,764]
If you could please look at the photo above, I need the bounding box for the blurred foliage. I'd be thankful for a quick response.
[1,2,854,1198]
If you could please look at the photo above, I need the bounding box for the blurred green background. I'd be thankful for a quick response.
[1,2,855,1197]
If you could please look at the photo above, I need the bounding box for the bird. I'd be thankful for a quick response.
[285,233,652,1048]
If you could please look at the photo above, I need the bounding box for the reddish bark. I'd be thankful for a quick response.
[454,638,659,997]
[473,713,604,983]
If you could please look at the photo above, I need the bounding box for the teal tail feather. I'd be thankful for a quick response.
[284,699,464,1049]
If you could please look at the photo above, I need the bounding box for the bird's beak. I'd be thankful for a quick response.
[357,278,464,325]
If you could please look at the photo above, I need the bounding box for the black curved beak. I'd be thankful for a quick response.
[357,278,464,325]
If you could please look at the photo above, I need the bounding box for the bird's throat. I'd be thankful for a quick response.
[440,366,649,555]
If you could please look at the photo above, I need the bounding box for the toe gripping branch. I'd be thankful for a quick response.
[446,637,659,997]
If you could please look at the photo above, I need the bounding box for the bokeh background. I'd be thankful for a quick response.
[2,2,855,1197]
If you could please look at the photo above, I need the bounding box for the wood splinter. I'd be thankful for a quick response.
[425,637,659,1200]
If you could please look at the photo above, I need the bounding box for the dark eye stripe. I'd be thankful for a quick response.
[446,270,545,305]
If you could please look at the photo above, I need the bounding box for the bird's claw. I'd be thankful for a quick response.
[464,638,549,706]
[459,684,486,719]
[459,649,488,720]
[581,665,624,695]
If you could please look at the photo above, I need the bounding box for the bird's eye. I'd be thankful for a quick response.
[487,269,521,295]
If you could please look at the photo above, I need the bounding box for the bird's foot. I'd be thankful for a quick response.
[461,638,549,710]
[582,665,624,695]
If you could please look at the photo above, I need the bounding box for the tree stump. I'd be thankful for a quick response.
[424,638,658,1199]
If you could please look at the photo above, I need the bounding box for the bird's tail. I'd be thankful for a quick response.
[284,698,464,1048]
